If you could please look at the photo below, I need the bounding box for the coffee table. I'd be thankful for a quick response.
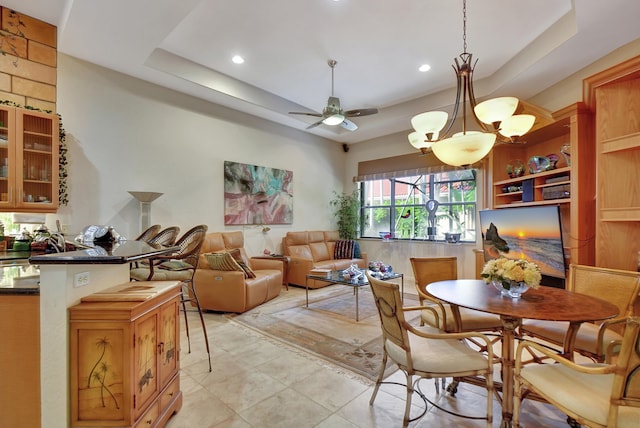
[305,269,403,321]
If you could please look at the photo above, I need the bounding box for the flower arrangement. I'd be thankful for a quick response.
[481,257,541,290]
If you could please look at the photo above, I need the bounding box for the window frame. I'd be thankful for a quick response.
[359,169,477,243]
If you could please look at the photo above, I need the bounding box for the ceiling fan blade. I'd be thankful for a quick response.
[289,111,323,117]
[340,119,358,131]
[306,119,325,130]
[344,108,379,117]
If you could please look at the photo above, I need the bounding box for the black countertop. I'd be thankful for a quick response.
[29,240,178,265]
[0,264,40,295]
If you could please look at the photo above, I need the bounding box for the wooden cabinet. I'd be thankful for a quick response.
[0,105,59,212]
[488,102,595,268]
[584,55,640,271]
[0,293,40,428]
[69,281,182,428]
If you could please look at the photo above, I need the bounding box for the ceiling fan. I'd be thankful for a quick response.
[289,59,379,131]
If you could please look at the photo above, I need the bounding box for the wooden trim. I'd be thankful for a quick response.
[583,55,640,111]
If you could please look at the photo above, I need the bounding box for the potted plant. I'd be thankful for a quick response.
[329,190,361,239]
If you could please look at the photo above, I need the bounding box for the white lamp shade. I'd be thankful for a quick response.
[322,113,345,125]
[411,111,448,139]
[498,114,535,138]
[431,131,496,166]
[408,131,432,150]
[474,97,519,125]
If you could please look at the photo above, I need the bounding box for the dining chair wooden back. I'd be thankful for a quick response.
[514,316,640,427]
[410,257,502,334]
[521,264,640,362]
[148,226,181,246]
[367,272,494,427]
[135,224,161,242]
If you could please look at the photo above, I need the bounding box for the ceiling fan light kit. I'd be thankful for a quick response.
[323,113,345,126]
[289,59,379,132]
[409,0,536,166]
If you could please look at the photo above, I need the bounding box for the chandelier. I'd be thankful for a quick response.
[408,0,535,167]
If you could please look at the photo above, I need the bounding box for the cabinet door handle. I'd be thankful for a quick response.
[158,342,164,355]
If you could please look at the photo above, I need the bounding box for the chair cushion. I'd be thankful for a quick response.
[421,304,502,332]
[334,239,355,259]
[522,320,623,355]
[130,267,193,282]
[158,260,193,271]
[385,332,490,374]
[520,363,614,426]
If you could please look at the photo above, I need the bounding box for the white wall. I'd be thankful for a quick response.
[55,54,347,255]
[53,39,640,282]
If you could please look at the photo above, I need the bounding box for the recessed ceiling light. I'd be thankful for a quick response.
[232,55,245,64]
[418,64,431,72]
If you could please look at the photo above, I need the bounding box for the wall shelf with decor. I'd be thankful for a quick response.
[493,166,572,208]
[0,105,59,212]
[487,102,595,267]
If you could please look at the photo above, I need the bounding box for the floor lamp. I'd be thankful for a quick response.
[128,191,163,233]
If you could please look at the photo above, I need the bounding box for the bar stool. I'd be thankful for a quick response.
[130,225,212,371]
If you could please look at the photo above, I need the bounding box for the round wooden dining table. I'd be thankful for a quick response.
[426,279,619,428]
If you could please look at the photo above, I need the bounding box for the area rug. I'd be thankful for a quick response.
[226,284,419,382]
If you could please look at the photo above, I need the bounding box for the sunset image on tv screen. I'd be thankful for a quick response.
[480,206,566,278]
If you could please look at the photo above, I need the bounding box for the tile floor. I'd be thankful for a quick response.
[166,287,572,427]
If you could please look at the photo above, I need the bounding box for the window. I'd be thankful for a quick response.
[360,169,477,242]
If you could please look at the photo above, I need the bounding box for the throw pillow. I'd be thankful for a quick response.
[334,239,355,259]
[158,260,193,271]
[205,252,243,273]
[353,240,362,259]
[227,248,256,279]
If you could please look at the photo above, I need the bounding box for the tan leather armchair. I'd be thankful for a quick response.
[192,231,283,313]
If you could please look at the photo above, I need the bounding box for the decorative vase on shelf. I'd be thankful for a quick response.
[506,159,525,178]
[560,143,571,166]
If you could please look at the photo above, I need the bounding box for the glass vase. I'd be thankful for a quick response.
[491,279,530,298]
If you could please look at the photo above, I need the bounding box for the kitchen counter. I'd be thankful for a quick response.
[29,240,177,264]
[0,250,35,262]
[0,264,40,295]
[35,239,179,428]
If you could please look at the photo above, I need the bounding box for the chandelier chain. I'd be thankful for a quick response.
[462,0,467,53]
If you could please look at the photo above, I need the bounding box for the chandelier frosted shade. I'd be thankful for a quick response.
[408,131,432,150]
[411,111,448,140]
[474,97,519,126]
[322,113,345,125]
[430,131,496,167]
[498,114,535,139]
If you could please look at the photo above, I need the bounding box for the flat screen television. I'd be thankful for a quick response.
[479,205,567,288]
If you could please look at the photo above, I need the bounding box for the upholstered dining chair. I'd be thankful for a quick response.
[410,257,502,335]
[520,264,640,363]
[130,224,211,371]
[366,272,494,427]
[134,224,161,242]
[514,316,640,428]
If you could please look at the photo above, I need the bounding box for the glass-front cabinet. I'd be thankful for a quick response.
[0,105,58,212]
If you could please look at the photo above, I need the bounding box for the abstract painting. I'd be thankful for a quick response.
[224,161,293,225]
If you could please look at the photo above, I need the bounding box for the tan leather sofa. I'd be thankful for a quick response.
[193,231,283,313]
[282,230,366,288]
